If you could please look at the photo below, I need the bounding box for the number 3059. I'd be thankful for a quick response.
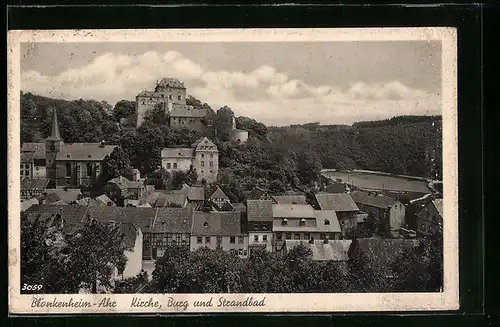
[22,284,42,291]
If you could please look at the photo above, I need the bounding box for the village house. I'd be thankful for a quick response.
[312,193,360,237]
[103,176,145,206]
[20,143,46,179]
[415,198,443,237]
[350,191,406,237]
[190,211,249,258]
[144,207,193,260]
[246,200,274,254]
[161,137,219,184]
[272,204,342,251]
[248,186,274,201]
[39,188,83,205]
[207,187,233,211]
[20,178,49,200]
[45,108,116,188]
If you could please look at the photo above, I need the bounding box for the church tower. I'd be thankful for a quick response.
[45,108,63,187]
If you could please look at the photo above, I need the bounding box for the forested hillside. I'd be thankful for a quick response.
[20,91,442,200]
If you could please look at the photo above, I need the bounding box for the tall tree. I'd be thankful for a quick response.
[66,220,128,293]
[99,147,134,184]
[214,106,235,141]
[113,100,136,121]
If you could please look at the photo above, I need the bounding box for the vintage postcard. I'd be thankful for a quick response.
[8,28,458,314]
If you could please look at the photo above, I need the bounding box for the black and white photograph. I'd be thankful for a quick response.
[8,28,458,313]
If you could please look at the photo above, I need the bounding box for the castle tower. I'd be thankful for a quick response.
[45,108,63,186]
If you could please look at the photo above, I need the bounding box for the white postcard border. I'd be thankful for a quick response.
[8,28,458,314]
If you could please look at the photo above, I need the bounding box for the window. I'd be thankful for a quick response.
[324,219,330,225]
[320,233,326,240]
[238,249,243,256]
[66,163,71,177]
[201,170,204,175]
[262,235,267,242]
[96,163,101,176]
[168,95,173,100]
[329,233,336,239]
[178,95,182,101]
[254,235,259,242]
[304,233,310,240]
[285,233,291,240]
[201,154,204,158]
[201,161,205,167]
[294,233,300,240]
[166,163,171,169]
[238,236,244,244]
[176,234,181,242]
[210,154,214,159]
[243,250,247,256]
[230,236,235,244]
[76,164,81,176]
[205,236,211,244]
[161,94,164,98]
[276,233,282,240]
[87,163,92,177]
[173,163,177,169]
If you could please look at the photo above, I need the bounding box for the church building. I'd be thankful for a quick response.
[45,108,116,188]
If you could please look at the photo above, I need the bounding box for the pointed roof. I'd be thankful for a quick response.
[209,187,229,201]
[191,137,217,149]
[46,108,62,141]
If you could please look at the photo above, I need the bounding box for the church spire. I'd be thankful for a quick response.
[47,108,61,140]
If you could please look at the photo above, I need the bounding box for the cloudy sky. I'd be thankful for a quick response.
[21,41,441,126]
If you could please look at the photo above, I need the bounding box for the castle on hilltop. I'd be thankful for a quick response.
[136,78,248,143]
[135,78,207,133]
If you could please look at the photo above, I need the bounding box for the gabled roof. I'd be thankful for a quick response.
[170,104,206,118]
[151,207,193,233]
[272,204,315,219]
[157,78,185,89]
[192,137,217,150]
[209,187,230,201]
[21,178,49,192]
[187,186,205,201]
[154,191,187,208]
[248,186,273,200]
[56,143,116,161]
[44,188,82,203]
[161,148,194,159]
[272,195,307,205]
[314,210,341,233]
[21,198,39,212]
[432,199,443,218]
[95,194,115,206]
[191,211,243,236]
[314,193,359,212]
[247,200,273,222]
[24,204,90,234]
[285,240,352,261]
[350,191,398,209]
[93,206,156,232]
[137,91,160,98]
[21,143,46,159]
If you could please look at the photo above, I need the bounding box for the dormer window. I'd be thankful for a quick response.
[299,218,306,226]
[282,218,288,226]
[324,219,330,225]
[204,221,208,227]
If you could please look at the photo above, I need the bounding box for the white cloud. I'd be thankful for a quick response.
[21,50,440,125]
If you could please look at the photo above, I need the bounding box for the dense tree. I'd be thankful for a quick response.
[114,271,152,293]
[214,106,235,141]
[98,147,134,185]
[113,100,136,121]
[144,102,169,125]
[65,220,128,293]
[392,236,443,292]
